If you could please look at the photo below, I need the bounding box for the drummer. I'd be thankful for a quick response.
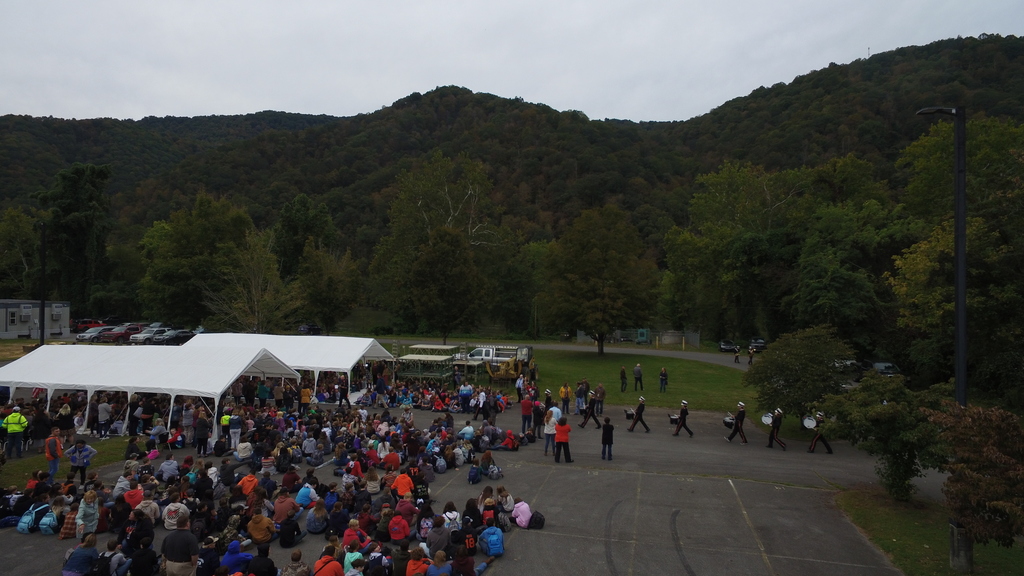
[672,400,693,437]
[766,408,786,451]
[725,402,747,444]
[807,412,833,454]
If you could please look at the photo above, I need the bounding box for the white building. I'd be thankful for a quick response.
[0,299,71,339]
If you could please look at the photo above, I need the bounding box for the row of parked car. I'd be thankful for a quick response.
[718,338,767,353]
[72,319,199,345]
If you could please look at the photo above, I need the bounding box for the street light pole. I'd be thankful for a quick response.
[916,105,969,572]
[38,221,46,348]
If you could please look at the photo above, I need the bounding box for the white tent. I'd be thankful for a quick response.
[184,333,393,389]
[0,344,299,437]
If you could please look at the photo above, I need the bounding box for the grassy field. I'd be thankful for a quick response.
[836,486,1024,575]
[530,348,745,413]
[0,435,130,488]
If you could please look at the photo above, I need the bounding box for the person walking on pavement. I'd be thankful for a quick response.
[807,412,833,454]
[734,348,741,363]
[627,397,650,433]
[726,402,747,444]
[2,406,29,459]
[619,366,628,393]
[633,364,643,391]
[672,401,693,437]
[578,392,601,429]
[766,408,786,451]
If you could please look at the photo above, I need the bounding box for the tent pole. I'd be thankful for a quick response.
[212,397,220,442]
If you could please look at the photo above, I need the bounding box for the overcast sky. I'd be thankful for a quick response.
[2,1,1021,123]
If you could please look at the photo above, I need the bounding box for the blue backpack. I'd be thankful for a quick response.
[467,466,482,485]
[485,528,504,555]
[16,503,48,534]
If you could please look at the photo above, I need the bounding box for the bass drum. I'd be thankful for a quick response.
[722,415,735,429]
[802,416,817,429]
[761,413,773,426]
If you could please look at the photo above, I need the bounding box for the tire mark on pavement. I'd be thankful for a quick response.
[605,499,622,576]
[670,509,699,576]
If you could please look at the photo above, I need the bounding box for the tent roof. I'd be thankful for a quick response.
[184,333,393,373]
[0,345,298,398]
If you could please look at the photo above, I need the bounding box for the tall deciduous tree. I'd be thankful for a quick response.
[203,229,296,333]
[0,208,39,298]
[274,194,337,279]
[33,163,113,314]
[296,239,360,334]
[540,205,658,354]
[742,325,854,417]
[139,194,253,327]
[925,403,1024,547]
[409,227,482,344]
[821,375,949,501]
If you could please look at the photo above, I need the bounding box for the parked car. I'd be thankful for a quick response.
[130,327,168,345]
[298,323,322,335]
[748,337,767,352]
[718,339,740,352]
[872,362,901,377]
[99,316,124,326]
[76,326,115,342]
[71,319,105,333]
[160,330,195,346]
[98,324,144,343]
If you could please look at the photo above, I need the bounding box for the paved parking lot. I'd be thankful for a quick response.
[6,408,900,576]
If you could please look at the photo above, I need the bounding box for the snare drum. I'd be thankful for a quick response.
[723,416,735,429]
[802,416,817,429]
[761,413,773,426]
[669,414,680,424]
[624,409,635,421]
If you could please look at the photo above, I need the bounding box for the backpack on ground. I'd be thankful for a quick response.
[16,503,48,534]
[467,466,482,485]
[88,552,115,576]
[487,465,503,480]
[39,510,59,535]
[433,455,447,474]
[527,510,545,530]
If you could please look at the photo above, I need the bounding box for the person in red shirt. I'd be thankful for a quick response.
[124,480,144,508]
[554,416,573,463]
[520,397,533,435]
[388,509,410,542]
[274,491,302,523]
[381,451,401,473]
[395,492,419,526]
[281,466,302,493]
[313,547,345,576]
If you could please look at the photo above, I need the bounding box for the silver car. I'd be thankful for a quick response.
[129,327,168,345]
[76,326,115,343]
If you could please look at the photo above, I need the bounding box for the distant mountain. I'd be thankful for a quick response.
[3,34,1023,259]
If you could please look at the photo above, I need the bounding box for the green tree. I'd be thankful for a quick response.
[540,205,658,354]
[0,208,39,298]
[409,227,482,343]
[139,194,253,327]
[274,194,337,279]
[203,229,296,333]
[296,239,360,334]
[33,163,113,314]
[926,403,1024,547]
[821,375,950,501]
[742,325,854,417]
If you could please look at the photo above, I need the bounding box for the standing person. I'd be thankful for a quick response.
[627,397,650,433]
[573,382,585,415]
[601,417,614,461]
[633,364,643,391]
[807,412,833,454]
[68,438,99,485]
[726,402,747,444]
[766,409,786,451]
[593,382,606,415]
[558,383,571,414]
[619,366,627,393]
[519,395,533,435]
[733,348,741,364]
[578,392,601,429]
[514,375,524,404]
[45,426,64,479]
[97,395,113,439]
[748,347,754,365]
[57,404,76,446]
[193,410,211,457]
[659,368,668,393]
[672,401,693,437]
[542,410,556,457]
[553,417,572,463]
[181,404,195,448]
[161,516,200,576]
[1,405,28,459]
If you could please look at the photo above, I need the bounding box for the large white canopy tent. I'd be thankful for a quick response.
[0,344,298,437]
[184,333,393,394]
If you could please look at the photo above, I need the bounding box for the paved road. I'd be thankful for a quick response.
[5,406,904,576]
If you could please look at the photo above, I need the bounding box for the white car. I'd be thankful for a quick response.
[129,327,168,345]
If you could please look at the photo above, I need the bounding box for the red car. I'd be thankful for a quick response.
[71,319,105,333]
[98,324,144,343]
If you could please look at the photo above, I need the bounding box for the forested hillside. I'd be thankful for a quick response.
[3,34,1024,406]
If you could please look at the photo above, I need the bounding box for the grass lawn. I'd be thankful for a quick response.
[0,435,130,488]
[531,348,745,413]
[836,486,1024,575]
